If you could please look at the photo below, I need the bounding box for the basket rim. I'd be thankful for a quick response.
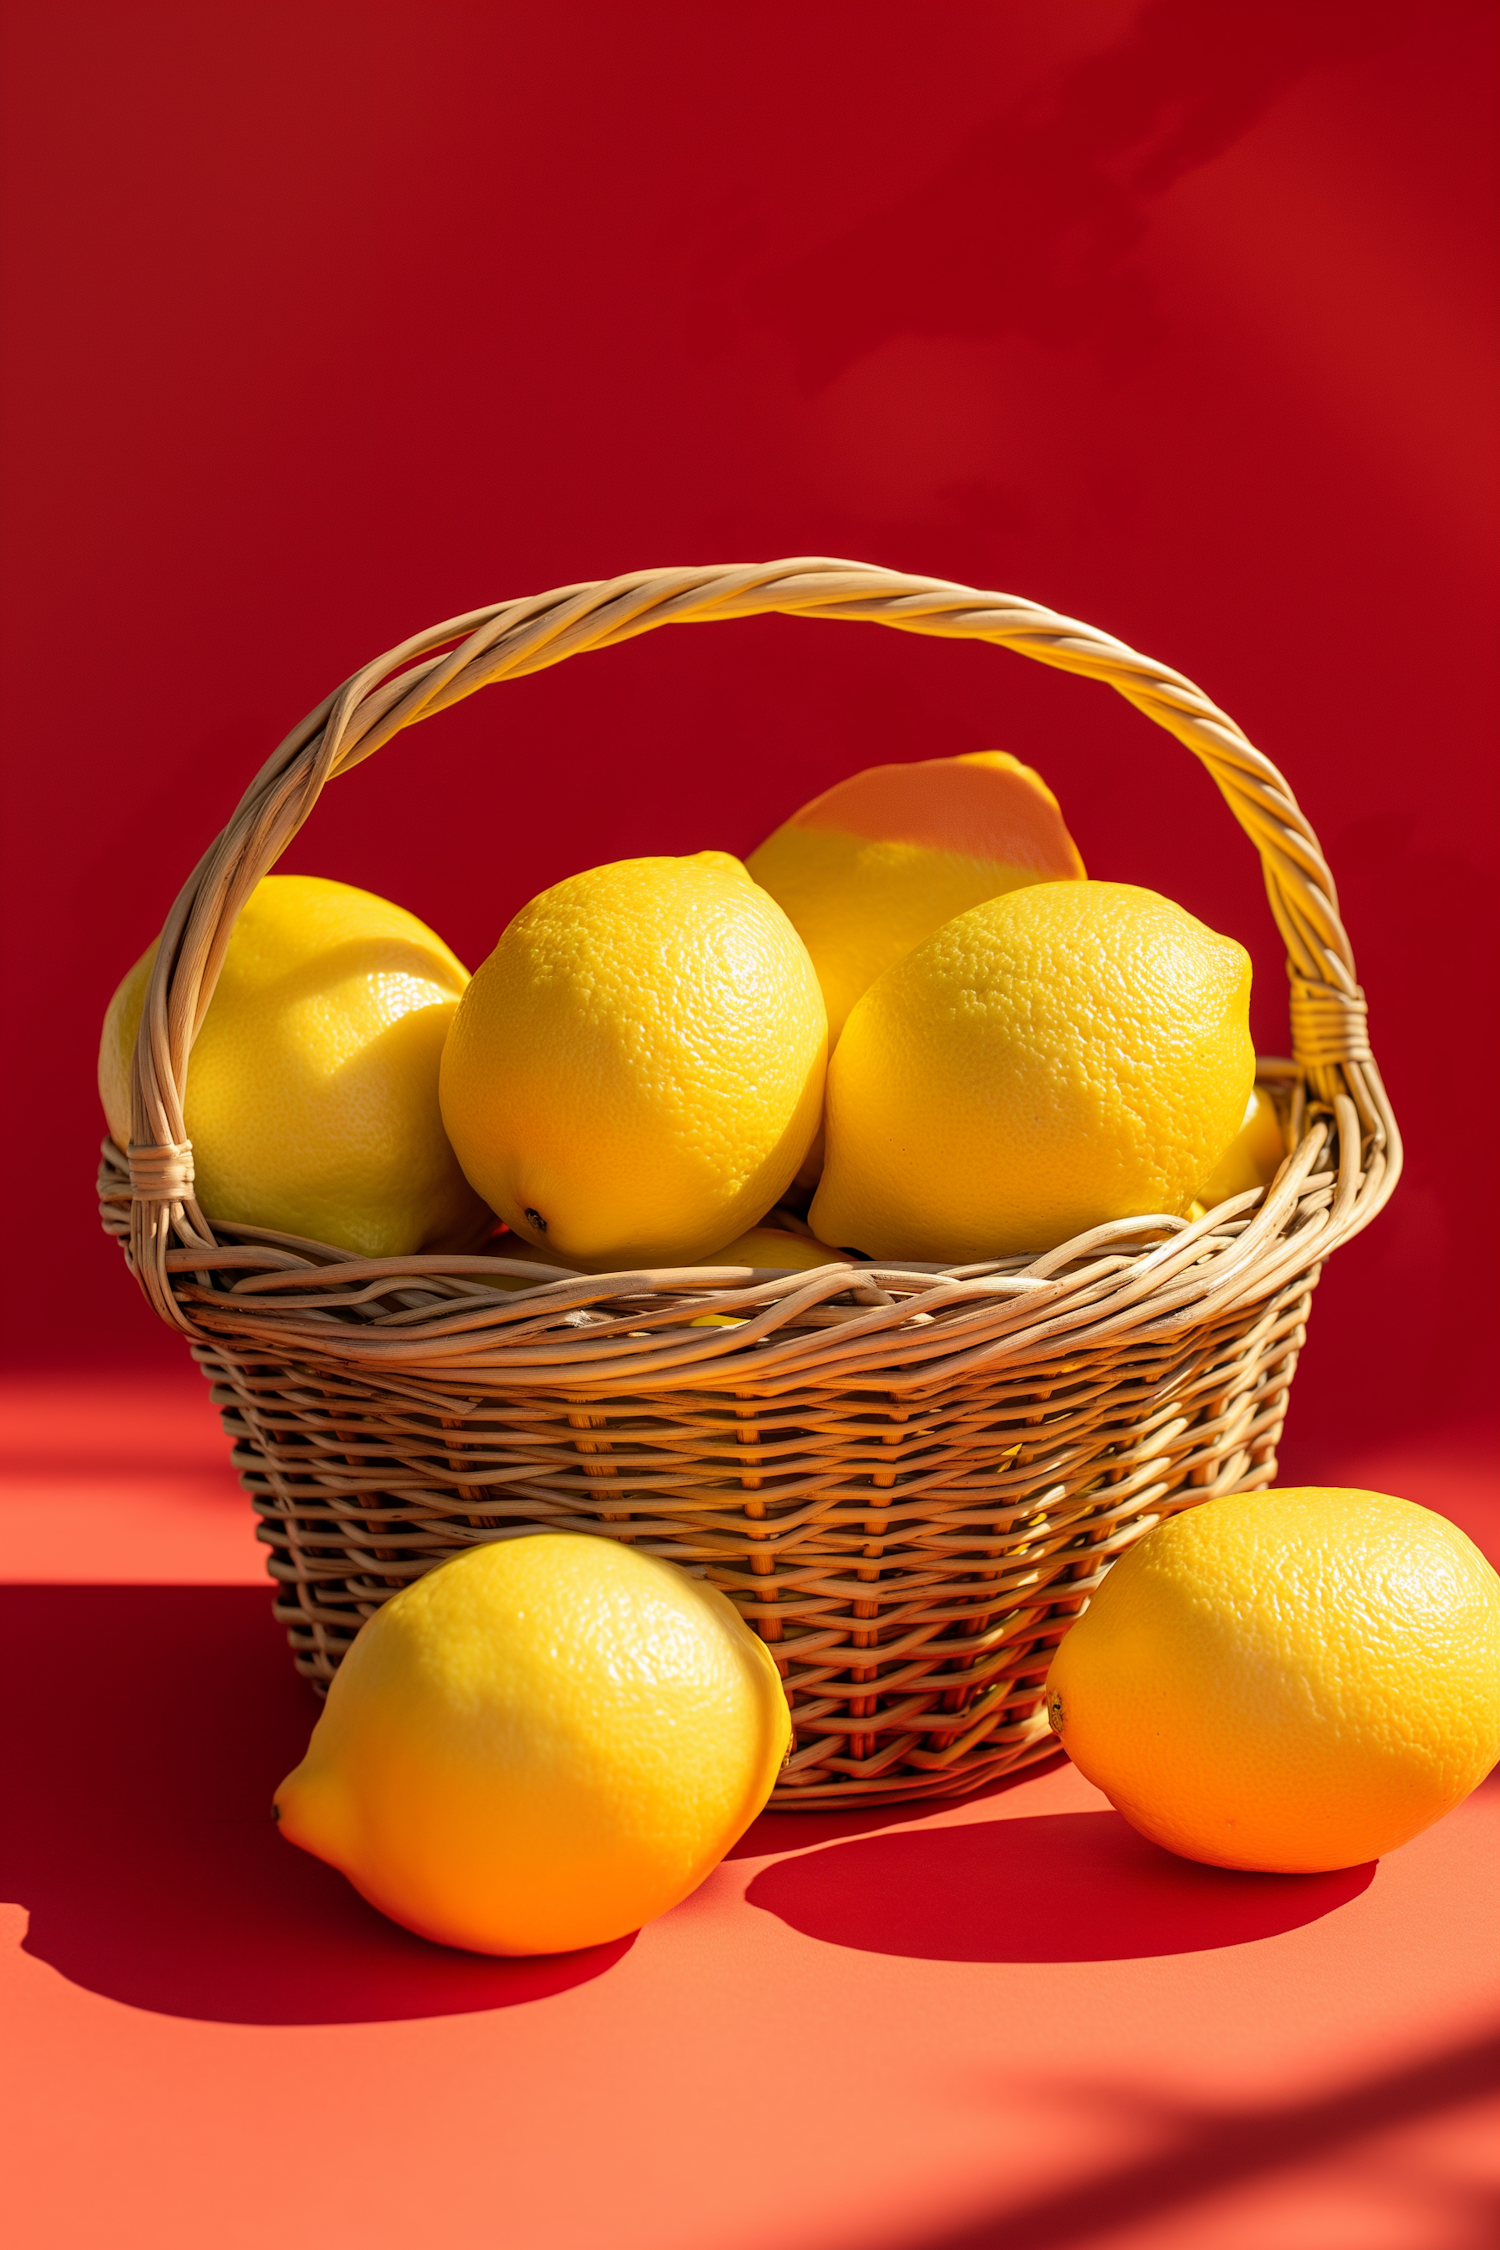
[100,1068,1343,1396]
[108,557,1399,1378]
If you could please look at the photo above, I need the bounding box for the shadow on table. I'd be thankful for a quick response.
[727,1752,1071,1860]
[0,1585,632,2024]
[880,2030,1500,2250]
[747,1813,1374,1961]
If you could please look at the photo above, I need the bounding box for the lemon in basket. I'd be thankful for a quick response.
[274,1533,792,1954]
[1198,1082,1286,1206]
[439,852,827,1270]
[699,1224,853,1271]
[810,880,1253,1262]
[98,874,489,1257]
[747,751,1085,1050]
[1044,1487,1500,1871]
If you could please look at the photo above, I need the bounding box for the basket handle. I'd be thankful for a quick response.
[124,558,1399,1321]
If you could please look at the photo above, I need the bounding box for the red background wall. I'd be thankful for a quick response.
[1,1,1495,1468]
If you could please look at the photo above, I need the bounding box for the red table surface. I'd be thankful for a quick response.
[2,1366,1498,2250]
[2,4,1497,2245]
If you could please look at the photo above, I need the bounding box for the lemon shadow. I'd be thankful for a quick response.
[746,1812,1374,1962]
[0,1586,632,2024]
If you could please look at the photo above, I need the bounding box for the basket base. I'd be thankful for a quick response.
[191,1268,1314,1811]
[768,1718,1064,1809]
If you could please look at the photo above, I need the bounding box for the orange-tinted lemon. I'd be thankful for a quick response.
[747,751,1084,1048]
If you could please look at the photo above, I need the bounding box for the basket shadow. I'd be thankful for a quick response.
[727,1752,1070,1859]
[746,1813,1374,1963]
[0,1585,632,2024]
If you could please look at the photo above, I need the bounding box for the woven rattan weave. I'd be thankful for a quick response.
[100,559,1398,1805]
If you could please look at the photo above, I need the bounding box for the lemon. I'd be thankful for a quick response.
[439,853,827,1270]
[686,1224,854,1320]
[98,874,488,1257]
[1199,1083,1285,1205]
[274,1533,791,1954]
[748,751,1084,1048]
[1045,1488,1500,1871]
[809,880,1253,1261]
[700,1225,853,1271]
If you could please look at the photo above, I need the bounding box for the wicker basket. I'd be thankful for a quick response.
[100,559,1399,1807]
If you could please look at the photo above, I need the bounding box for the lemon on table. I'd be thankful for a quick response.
[274,1533,792,1954]
[1045,1487,1500,1872]
[439,852,827,1271]
[747,751,1085,1050]
[809,880,1254,1262]
[98,874,489,1257]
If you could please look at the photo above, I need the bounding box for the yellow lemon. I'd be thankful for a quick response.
[686,1224,854,1321]
[439,853,826,1270]
[700,1225,854,1271]
[1199,1082,1285,1205]
[1045,1487,1500,1872]
[747,751,1084,1050]
[810,881,1253,1262]
[486,1220,845,1273]
[274,1533,791,1954]
[98,874,488,1257]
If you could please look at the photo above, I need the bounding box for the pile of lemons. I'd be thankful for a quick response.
[99,748,1500,1957]
[100,750,1275,1273]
